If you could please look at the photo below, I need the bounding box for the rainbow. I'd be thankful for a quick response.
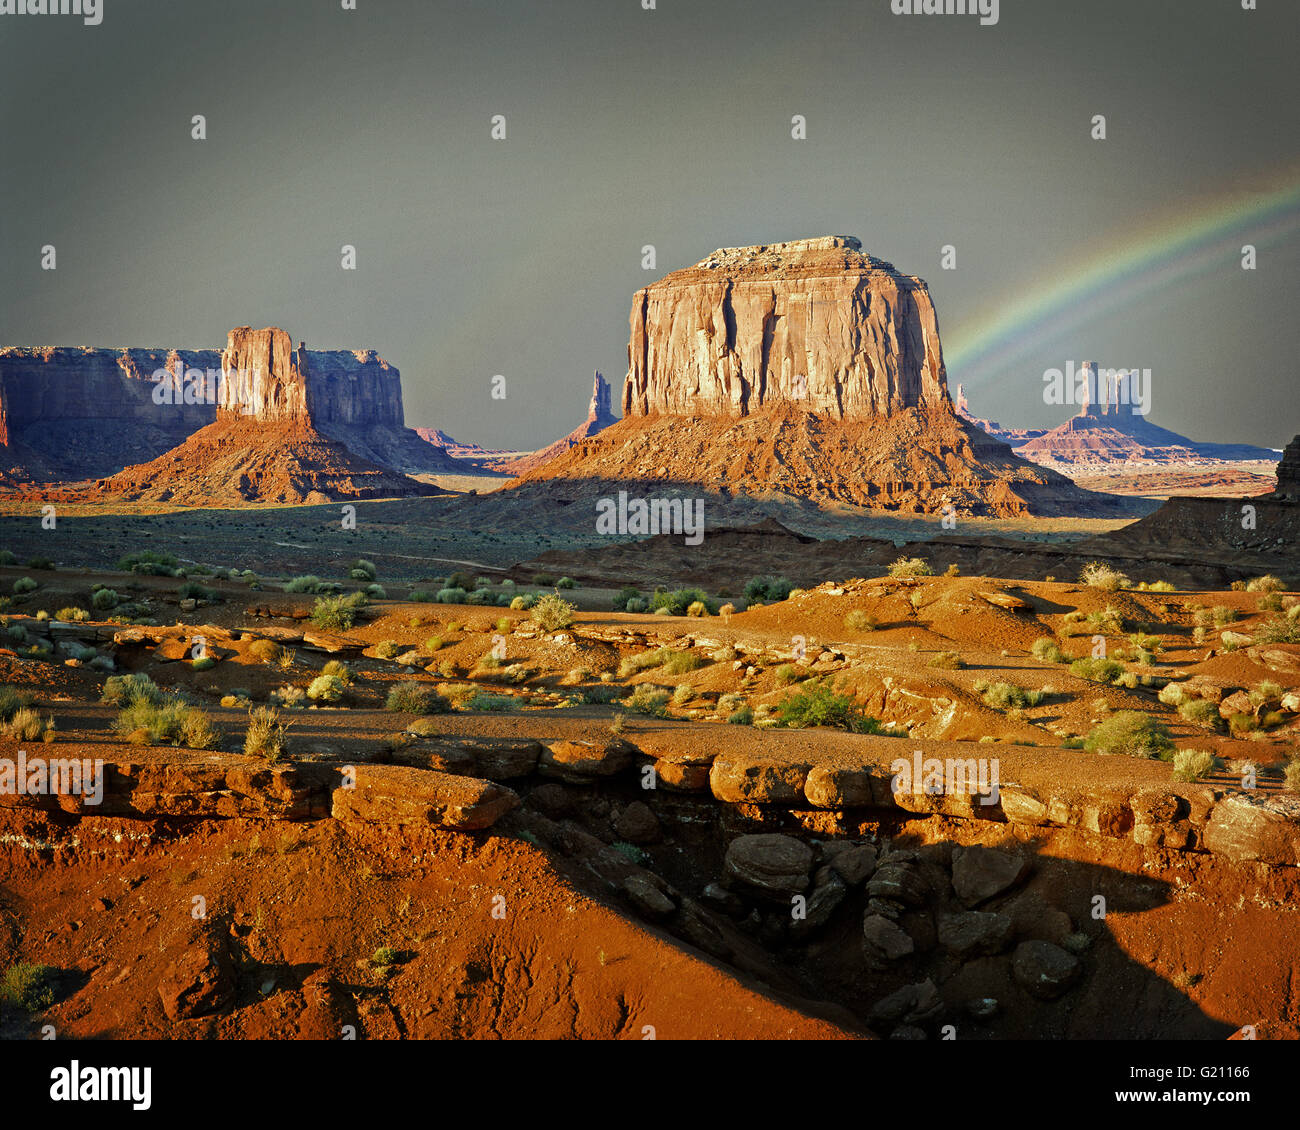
[944,172,1300,390]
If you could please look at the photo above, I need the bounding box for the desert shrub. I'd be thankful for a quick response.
[248,638,281,664]
[844,609,877,632]
[1178,699,1221,729]
[464,589,492,606]
[0,551,14,566]
[466,692,512,712]
[1250,681,1283,709]
[178,581,217,602]
[1138,580,1177,592]
[12,577,36,594]
[245,706,290,763]
[0,687,32,722]
[1245,574,1283,593]
[91,588,119,611]
[472,576,493,590]
[318,659,352,685]
[727,705,754,725]
[284,575,323,593]
[531,593,576,632]
[1253,616,1300,644]
[625,598,647,613]
[364,584,387,600]
[0,962,55,1012]
[191,656,215,671]
[54,606,89,622]
[977,681,1044,710]
[1170,743,1216,780]
[554,576,576,590]
[1158,682,1187,706]
[1086,607,1126,635]
[408,589,435,603]
[1083,711,1174,760]
[424,635,445,654]
[649,587,710,616]
[270,685,306,708]
[927,649,964,669]
[1227,712,1257,736]
[624,685,670,717]
[620,648,668,677]
[100,673,163,707]
[686,600,709,618]
[437,587,469,605]
[1211,605,1240,626]
[114,693,218,749]
[775,663,806,685]
[118,550,177,573]
[311,593,363,630]
[671,684,694,707]
[3,707,51,742]
[533,573,556,587]
[775,678,870,731]
[5,624,26,644]
[661,651,703,676]
[711,644,740,663]
[744,576,793,603]
[307,674,346,703]
[350,559,377,581]
[386,681,451,714]
[613,586,642,612]
[888,557,933,578]
[1032,637,1068,664]
[373,640,401,660]
[1080,561,1130,591]
[1069,657,1125,684]
[1256,591,1283,612]
[509,594,536,611]
[1284,758,1300,794]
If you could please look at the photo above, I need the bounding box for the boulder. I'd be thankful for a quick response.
[710,755,810,804]
[950,846,1028,906]
[722,833,813,897]
[158,933,235,1022]
[539,739,636,782]
[330,765,518,831]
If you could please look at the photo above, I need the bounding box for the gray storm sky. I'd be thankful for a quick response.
[1,0,1296,449]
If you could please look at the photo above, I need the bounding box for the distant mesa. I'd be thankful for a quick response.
[0,325,456,502]
[1000,361,1279,468]
[515,237,1124,517]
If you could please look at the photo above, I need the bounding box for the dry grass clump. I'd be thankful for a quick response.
[245,706,290,763]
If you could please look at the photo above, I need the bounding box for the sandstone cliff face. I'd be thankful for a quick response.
[519,238,1126,517]
[1270,434,1300,501]
[623,237,949,420]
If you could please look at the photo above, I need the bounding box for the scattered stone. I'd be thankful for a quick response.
[622,874,676,919]
[865,860,927,907]
[862,913,915,966]
[1012,940,1081,1000]
[937,911,1014,959]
